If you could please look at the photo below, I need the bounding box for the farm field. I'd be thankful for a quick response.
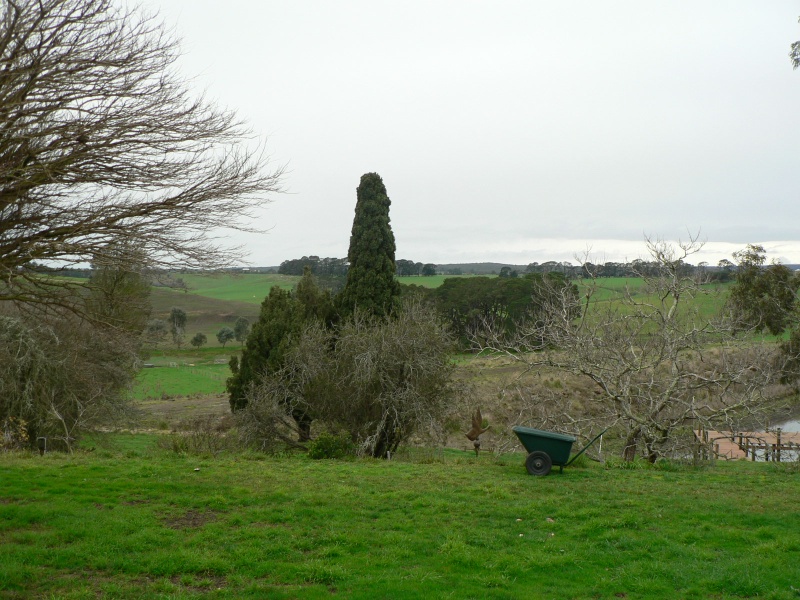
[175,272,298,303]
[397,273,492,288]
[135,274,737,403]
[145,272,492,350]
[135,348,235,414]
[1,449,799,599]
[575,276,733,320]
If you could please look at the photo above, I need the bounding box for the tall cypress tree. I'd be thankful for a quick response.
[338,172,401,318]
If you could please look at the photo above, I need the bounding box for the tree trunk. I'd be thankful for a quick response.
[623,427,641,462]
[292,410,313,443]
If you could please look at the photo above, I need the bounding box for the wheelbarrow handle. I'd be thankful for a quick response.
[565,427,609,467]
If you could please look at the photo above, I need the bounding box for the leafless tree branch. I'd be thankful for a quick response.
[475,235,795,462]
[0,0,283,312]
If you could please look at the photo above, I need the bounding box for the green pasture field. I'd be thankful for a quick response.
[135,348,236,400]
[147,273,487,349]
[136,274,734,400]
[149,287,259,318]
[576,276,732,321]
[134,363,230,400]
[2,450,799,599]
[176,272,298,303]
[398,274,492,288]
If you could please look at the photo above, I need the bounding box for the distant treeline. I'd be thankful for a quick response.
[524,260,735,282]
[278,255,739,282]
[278,256,442,276]
[28,255,745,285]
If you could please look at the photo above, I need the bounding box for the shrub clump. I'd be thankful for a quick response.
[307,432,355,460]
[158,415,236,457]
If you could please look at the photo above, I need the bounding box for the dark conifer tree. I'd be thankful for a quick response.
[227,269,333,440]
[227,286,297,413]
[338,173,401,318]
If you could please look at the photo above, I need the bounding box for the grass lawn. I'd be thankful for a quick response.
[2,448,799,599]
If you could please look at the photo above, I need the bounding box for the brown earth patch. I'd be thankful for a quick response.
[163,509,219,530]
[122,497,150,506]
[248,521,290,529]
[138,393,230,430]
[169,573,228,592]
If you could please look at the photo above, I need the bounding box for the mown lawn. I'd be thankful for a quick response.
[2,448,799,599]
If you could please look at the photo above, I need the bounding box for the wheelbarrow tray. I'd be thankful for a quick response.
[512,426,576,467]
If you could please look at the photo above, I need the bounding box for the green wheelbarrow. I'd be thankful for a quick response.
[512,426,607,476]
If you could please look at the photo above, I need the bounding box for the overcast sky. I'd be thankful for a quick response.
[148,1,800,266]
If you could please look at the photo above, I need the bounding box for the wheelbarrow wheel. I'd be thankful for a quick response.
[525,451,552,476]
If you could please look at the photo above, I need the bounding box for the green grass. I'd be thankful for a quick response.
[1,451,799,599]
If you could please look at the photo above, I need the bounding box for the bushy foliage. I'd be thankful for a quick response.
[216,327,235,347]
[432,273,579,347]
[169,307,187,346]
[227,274,334,412]
[239,299,459,458]
[228,270,334,446]
[479,237,792,463]
[227,287,296,412]
[726,244,799,335]
[0,313,140,451]
[233,317,250,345]
[278,256,348,277]
[146,319,168,346]
[1,416,29,451]
[307,432,355,460]
[0,255,147,451]
[190,332,207,348]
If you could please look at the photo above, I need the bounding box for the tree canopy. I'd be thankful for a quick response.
[431,273,579,347]
[726,245,799,336]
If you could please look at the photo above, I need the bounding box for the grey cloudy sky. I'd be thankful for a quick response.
[150,1,800,266]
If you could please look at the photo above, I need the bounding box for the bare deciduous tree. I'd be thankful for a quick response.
[477,236,795,462]
[0,0,282,314]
